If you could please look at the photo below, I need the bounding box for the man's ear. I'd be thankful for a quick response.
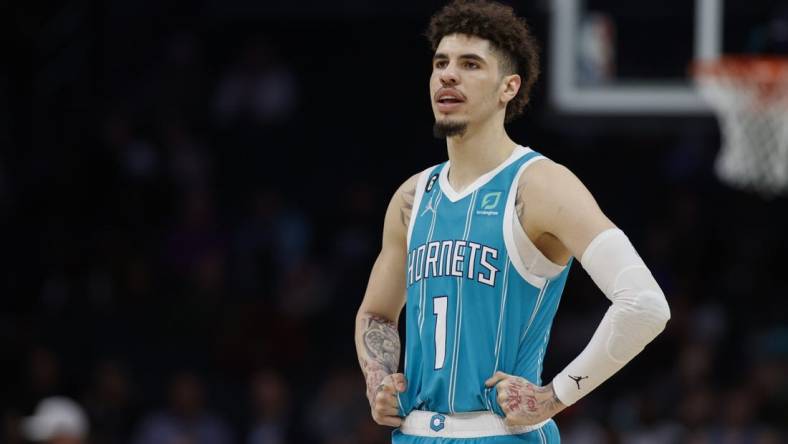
[500,74,521,104]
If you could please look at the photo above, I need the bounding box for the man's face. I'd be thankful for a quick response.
[430,34,513,134]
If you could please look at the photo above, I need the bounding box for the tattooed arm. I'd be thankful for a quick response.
[480,161,599,427]
[355,174,418,427]
[357,314,401,402]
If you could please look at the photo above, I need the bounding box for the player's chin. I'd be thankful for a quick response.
[433,113,471,130]
[433,117,469,138]
[435,116,468,127]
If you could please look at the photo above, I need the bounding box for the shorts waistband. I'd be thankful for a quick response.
[399,410,550,438]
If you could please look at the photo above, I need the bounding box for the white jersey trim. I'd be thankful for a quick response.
[399,410,549,438]
[438,146,532,203]
[502,156,568,287]
[407,165,439,248]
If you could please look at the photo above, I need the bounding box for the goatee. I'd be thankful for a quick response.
[433,121,467,138]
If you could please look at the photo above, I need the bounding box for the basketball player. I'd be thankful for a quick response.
[354,1,671,442]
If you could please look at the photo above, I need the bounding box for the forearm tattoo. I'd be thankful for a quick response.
[400,186,416,227]
[359,314,401,403]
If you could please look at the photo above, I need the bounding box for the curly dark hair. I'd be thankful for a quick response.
[426,0,540,122]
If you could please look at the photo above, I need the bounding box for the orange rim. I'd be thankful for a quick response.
[692,56,788,82]
[692,57,788,104]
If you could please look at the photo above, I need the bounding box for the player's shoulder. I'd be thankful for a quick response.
[384,168,422,216]
[517,155,585,195]
[383,166,440,242]
[393,163,442,200]
[397,172,421,195]
[386,164,442,228]
[387,173,419,212]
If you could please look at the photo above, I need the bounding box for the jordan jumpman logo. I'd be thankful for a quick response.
[568,375,588,389]
[421,196,436,217]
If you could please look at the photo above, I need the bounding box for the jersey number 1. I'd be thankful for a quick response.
[433,296,448,369]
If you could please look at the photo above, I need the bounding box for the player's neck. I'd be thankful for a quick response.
[445,120,516,193]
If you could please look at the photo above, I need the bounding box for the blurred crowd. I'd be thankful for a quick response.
[3,2,787,443]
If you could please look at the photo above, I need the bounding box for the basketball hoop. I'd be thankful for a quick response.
[693,57,788,197]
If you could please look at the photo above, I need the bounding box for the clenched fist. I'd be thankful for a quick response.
[485,371,566,426]
[369,373,407,427]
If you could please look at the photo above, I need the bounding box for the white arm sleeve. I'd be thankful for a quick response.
[551,228,671,406]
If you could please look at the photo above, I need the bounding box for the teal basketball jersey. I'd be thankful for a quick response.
[398,146,573,416]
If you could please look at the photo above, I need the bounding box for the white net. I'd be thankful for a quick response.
[694,58,788,197]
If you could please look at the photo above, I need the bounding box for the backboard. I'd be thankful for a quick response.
[549,0,787,114]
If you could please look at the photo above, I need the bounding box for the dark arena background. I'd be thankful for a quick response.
[2,1,787,443]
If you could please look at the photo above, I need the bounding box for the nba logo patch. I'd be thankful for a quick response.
[476,190,502,216]
[429,413,445,432]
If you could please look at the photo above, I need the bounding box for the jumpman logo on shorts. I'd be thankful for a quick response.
[568,375,588,389]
